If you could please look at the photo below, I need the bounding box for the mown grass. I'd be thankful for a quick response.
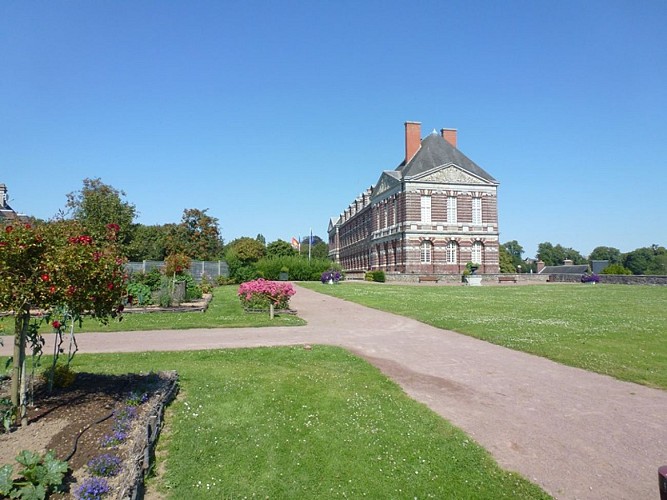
[0,286,305,335]
[60,347,550,499]
[299,282,667,389]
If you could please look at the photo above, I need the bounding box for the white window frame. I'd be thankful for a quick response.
[447,196,457,223]
[446,241,458,264]
[420,240,433,263]
[472,197,482,225]
[471,241,483,265]
[421,195,432,223]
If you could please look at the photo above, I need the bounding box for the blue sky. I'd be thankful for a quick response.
[2,1,665,258]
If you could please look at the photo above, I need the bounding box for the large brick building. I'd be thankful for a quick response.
[328,121,500,276]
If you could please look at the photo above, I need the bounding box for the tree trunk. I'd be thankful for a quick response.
[10,305,29,426]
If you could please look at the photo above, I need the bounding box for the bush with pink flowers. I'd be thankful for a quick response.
[238,279,295,310]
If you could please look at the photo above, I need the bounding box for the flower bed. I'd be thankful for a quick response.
[238,279,295,310]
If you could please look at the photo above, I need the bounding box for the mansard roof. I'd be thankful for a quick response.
[397,132,497,183]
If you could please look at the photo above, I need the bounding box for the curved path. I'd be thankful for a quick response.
[2,284,666,499]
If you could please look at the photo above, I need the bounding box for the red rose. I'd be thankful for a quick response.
[5,226,13,233]
[107,283,114,290]
[52,320,61,329]
[49,286,56,293]
[41,274,49,282]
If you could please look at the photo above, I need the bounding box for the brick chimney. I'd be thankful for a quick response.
[441,128,457,148]
[405,121,421,164]
[537,260,545,273]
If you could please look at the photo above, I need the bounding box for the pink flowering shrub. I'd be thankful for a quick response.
[238,279,295,310]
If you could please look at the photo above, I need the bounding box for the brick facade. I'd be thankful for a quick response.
[329,122,500,275]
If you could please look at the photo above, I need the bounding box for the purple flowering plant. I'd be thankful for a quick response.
[75,477,110,500]
[87,454,122,477]
[581,273,600,283]
[320,270,341,284]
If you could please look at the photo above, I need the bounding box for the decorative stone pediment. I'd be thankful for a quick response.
[373,173,401,197]
[414,165,487,185]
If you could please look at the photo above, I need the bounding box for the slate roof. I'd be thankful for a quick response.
[396,132,498,183]
[539,265,589,275]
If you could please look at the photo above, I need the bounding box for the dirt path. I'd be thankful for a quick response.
[2,284,665,499]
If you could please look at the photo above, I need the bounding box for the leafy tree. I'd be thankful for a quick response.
[502,240,524,269]
[623,245,667,275]
[125,224,171,261]
[0,220,125,425]
[226,237,266,263]
[225,237,266,282]
[537,242,586,266]
[256,234,266,245]
[166,208,224,260]
[66,178,136,249]
[266,239,297,258]
[498,245,516,273]
[310,241,330,259]
[588,246,622,265]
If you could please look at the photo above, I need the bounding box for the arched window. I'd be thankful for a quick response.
[446,241,458,264]
[420,240,433,263]
[471,241,483,265]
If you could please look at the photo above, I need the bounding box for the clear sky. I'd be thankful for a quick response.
[2,1,665,258]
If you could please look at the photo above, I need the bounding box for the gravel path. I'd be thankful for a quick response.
[2,284,665,499]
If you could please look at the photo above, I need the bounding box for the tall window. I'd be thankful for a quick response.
[421,195,431,223]
[447,196,457,223]
[471,241,483,265]
[446,241,458,264]
[472,197,482,225]
[420,240,433,263]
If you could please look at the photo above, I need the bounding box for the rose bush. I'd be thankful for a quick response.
[0,219,126,425]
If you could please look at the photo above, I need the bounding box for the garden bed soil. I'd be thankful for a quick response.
[0,370,178,498]
[124,293,212,313]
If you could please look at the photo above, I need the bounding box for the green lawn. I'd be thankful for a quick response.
[300,282,667,389]
[0,285,305,335]
[67,347,550,499]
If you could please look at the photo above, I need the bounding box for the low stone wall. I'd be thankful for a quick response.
[549,274,667,285]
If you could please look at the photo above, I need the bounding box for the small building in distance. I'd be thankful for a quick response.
[0,184,27,222]
[328,121,500,277]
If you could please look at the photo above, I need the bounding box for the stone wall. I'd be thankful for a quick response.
[384,273,550,285]
[548,274,667,285]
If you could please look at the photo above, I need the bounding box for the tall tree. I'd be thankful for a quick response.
[502,240,524,268]
[266,239,297,258]
[66,178,136,248]
[165,208,224,260]
[537,242,586,266]
[125,224,172,261]
[623,245,667,275]
[498,245,516,273]
[588,246,622,265]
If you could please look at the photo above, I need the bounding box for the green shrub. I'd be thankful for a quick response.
[157,287,172,308]
[175,274,203,301]
[130,267,163,291]
[254,256,340,281]
[127,282,152,305]
[364,270,385,282]
[601,263,632,275]
[41,363,77,388]
[200,275,214,294]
